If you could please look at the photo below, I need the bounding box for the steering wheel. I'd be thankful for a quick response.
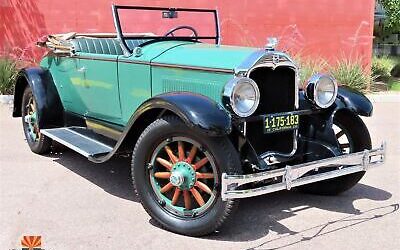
[164,25,199,39]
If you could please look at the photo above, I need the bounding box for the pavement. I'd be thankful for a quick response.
[0,100,399,250]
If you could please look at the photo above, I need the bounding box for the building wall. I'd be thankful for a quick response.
[0,0,375,65]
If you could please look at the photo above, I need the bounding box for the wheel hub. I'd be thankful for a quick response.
[170,161,196,190]
[24,111,38,141]
[24,113,36,124]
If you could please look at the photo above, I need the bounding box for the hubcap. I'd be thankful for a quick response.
[169,171,184,187]
[169,161,196,189]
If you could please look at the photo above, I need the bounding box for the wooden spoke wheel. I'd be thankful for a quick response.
[131,116,242,236]
[149,137,217,217]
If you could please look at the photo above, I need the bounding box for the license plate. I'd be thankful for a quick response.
[264,113,299,133]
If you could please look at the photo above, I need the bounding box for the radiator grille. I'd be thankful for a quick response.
[246,67,296,155]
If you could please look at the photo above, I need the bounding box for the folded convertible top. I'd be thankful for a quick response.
[36,32,155,55]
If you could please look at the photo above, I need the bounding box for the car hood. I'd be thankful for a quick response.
[150,43,258,72]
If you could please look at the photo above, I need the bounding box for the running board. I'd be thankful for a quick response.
[41,127,115,158]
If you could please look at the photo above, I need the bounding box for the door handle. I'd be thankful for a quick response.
[77,66,89,87]
[77,66,86,73]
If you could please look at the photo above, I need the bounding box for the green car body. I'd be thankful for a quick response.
[12,5,385,237]
[39,41,255,125]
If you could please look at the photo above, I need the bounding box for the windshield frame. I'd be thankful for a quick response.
[112,5,221,55]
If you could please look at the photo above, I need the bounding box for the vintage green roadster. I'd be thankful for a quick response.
[13,5,385,236]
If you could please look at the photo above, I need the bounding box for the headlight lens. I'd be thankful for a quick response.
[223,77,260,117]
[306,74,338,108]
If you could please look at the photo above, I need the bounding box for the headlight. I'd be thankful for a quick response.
[305,74,338,108]
[223,77,260,117]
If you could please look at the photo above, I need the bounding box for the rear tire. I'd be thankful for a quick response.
[21,86,52,154]
[298,111,371,195]
[131,116,242,236]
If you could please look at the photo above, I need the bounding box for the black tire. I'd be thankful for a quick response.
[21,86,52,154]
[131,116,242,236]
[298,111,372,195]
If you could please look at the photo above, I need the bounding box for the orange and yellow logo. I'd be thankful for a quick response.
[21,236,41,250]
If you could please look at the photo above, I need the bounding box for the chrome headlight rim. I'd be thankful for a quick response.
[223,77,260,117]
[305,74,338,109]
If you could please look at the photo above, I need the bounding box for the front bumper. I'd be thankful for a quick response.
[221,142,386,200]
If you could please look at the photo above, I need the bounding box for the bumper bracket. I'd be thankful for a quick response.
[221,142,386,200]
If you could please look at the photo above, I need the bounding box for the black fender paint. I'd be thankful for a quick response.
[298,86,372,152]
[12,67,64,129]
[93,89,371,164]
[299,86,373,117]
[144,92,232,136]
[89,92,232,163]
[335,86,373,117]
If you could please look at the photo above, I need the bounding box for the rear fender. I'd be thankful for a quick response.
[13,67,64,128]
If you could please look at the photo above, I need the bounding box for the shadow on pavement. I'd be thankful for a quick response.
[49,147,393,243]
[245,203,399,249]
[51,149,139,202]
[210,185,393,242]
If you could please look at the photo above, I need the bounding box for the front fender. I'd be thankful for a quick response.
[298,86,372,152]
[137,92,232,136]
[335,86,373,117]
[89,92,231,163]
[13,67,64,128]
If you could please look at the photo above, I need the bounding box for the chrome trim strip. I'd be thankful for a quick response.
[235,50,265,74]
[60,55,234,73]
[118,58,149,65]
[235,50,298,74]
[151,62,234,73]
[221,142,386,200]
[70,55,118,62]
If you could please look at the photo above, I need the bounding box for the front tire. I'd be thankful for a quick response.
[21,86,52,154]
[298,111,372,195]
[131,116,241,236]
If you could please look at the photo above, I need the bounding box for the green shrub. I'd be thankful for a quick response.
[0,58,18,95]
[330,59,372,93]
[295,56,328,87]
[380,0,400,34]
[371,56,397,81]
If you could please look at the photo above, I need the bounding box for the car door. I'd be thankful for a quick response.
[75,53,122,124]
[117,55,152,125]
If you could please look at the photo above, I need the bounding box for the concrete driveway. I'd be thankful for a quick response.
[1,100,399,250]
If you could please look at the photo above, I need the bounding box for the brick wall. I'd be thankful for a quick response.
[0,0,375,65]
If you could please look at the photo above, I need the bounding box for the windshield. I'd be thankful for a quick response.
[112,5,220,53]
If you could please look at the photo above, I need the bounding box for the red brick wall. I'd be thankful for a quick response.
[0,0,375,65]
